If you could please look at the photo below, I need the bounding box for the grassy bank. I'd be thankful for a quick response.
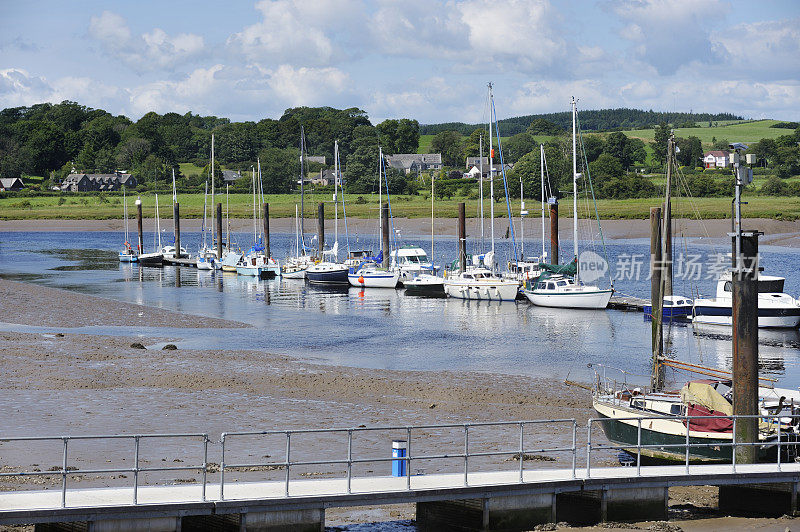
[1,193,798,221]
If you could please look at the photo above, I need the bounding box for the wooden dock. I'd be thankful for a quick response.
[162,257,197,268]
[608,295,649,311]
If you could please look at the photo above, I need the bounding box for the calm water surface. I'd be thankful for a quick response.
[1,229,799,388]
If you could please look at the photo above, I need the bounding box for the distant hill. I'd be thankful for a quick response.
[420,109,744,136]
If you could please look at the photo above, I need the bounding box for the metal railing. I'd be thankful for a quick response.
[587,413,799,478]
[219,419,578,499]
[0,433,209,507]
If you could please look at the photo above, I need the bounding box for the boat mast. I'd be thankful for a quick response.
[488,83,495,256]
[431,168,435,263]
[226,183,230,250]
[334,140,339,249]
[300,127,306,254]
[540,144,546,259]
[571,97,579,284]
[123,186,128,245]
[663,133,674,297]
[258,158,263,245]
[378,145,383,252]
[295,204,299,257]
[520,173,524,258]
[172,168,176,204]
[251,166,257,244]
[211,133,215,251]
[479,134,484,252]
[201,181,208,250]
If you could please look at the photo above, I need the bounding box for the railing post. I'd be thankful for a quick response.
[61,437,68,508]
[637,418,642,476]
[571,421,577,479]
[777,415,782,472]
[202,435,208,502]
[685,417,690,474]
[219,434,226,501]
[134,436,140,505]
[347,429,353,494]
[285,432,291,497]
[464,425,469,486]
[732,417,737,473]
[406,427,412,490]
[586,420,592,478]
[518,422,524,483]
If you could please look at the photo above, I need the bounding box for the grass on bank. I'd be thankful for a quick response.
[2,192,798,221]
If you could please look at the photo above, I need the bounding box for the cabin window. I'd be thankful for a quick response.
[723,281,732,292]
[547,283,556,290]
[463,274,473,279]
[670,404,682,415]
[664,300,673,306]
[758,280,785,293]
[557,281,568,287]
[631,399,645,410]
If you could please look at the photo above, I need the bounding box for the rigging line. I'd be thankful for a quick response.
[576,111,613,286]
[381,155,399,255]
[674,164,711,239]
[491,95,519,262]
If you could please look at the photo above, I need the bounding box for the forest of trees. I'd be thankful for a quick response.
[420,109,743,136]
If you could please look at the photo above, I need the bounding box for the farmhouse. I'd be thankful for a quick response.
[0,177,24,191]
[703,151,732,169]
[61,172,137,192]
[385,153,442,174]
[222,170,241,184]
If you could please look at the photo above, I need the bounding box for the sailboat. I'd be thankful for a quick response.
[404,171,444,294]
[197,135,219,270]
[161,169,189,259]
[348,146,400,288]
[523,97,613,309]
[220,184,241,272]
[137,194,164,267]
[118,187,138,262]
[237,161,280,278]
[443,84,520,301]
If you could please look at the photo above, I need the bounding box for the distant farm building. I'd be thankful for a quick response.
[703,151,732,169]
[222,170,241,184]
[0,177,24,191]
[61,172,137,192]
[385,153,442,175]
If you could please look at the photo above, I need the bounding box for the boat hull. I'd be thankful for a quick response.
[643,305,693,319]
[281,268,307,279]
[524,288,612,309]
[348,271,399,288]
[444,281,519,301]
[118,253,137,263]
[693,304,800,329]
[307,266,349,285]
[137,253,163,267]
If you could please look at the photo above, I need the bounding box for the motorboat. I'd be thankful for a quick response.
[443,267,519,301]
[119,243,137,263]
[348,262,400,288]
[403,273,445,295]
[523,273,613,309]
[137,251,163,267]
[220,250,242,273]
[390,246,436,284]
[693,273,800,328]
[237,246,280,278]
[160,245,190,259]
[282,255,313,279]
[644,295,693,320]
[196,249,217,270]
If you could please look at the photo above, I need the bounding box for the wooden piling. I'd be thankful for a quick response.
[733,231,761,464]
[458,202,466,272]
[136,199,144,255]
[549,199,558,265]
[216,203,223,260]
[173,202,180,258]
[381,202,390,268]
[263,203,270,258]
[650,207,664,391]
[318,203,325,257]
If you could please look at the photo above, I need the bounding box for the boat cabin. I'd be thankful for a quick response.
[715,273,786,298]
[391,246,430,266]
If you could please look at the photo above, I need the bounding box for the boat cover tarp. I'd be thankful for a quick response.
[222,252,242,267]
[680,380,734,432]
[539,258,577,276]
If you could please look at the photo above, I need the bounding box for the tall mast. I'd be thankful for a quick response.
[431,170,435,262]
[202,181,208,249]
[378,146,383,251]
[295,204,299,257]
[252,166,257,243]
[571,97,579,283]
[663,133,674,297]
[488,83,495,255]
[520,173,524,258]
[211,133,215,249]
[540,145,546,259]
[226,183,230,249]
[155,193,161,250]
[300,126,305,251]
[479,134,484,252]
[334,140,339,248]
[172,168,176,204]
[123,187,128,244]
[258,158,263,243]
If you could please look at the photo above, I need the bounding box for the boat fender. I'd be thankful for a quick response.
[358,275,365,284]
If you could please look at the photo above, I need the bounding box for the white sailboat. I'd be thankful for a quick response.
[137,195,164,267]
[443,83,519,301]
[348,146,400,288]
[523,97,613,309]
[237,161,280,278]
[197,135,219,270]
[118,187,137,262]
[161,169,189,259]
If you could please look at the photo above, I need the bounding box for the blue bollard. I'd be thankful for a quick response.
[392,440,407,477]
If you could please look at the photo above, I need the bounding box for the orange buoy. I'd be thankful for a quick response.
[358,275,365,284]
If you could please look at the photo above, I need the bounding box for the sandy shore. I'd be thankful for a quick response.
[0,279,792,530]
[2,217,799,247]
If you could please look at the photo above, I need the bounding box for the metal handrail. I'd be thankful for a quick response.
[0,433,209,508]
[587,413,798,478]
[219,419,578,499]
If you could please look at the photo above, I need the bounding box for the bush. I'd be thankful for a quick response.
[595,173,658,199]
[760,176,790,196]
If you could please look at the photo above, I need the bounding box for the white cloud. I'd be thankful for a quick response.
[368,77,481,123]
[267,65,351,107]
[712,18,800,80]
[228,0,362,67]
[88,10,205,72]
[0,68,52,107]
[608,0,727,75]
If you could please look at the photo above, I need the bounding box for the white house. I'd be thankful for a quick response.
[703,150,732,169]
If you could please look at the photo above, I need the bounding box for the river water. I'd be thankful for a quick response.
[1,229,799,388]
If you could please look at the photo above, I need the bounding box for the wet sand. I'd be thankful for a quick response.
[2,217,799,248]
[0,279,792,530]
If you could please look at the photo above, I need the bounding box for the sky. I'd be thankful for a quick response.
[1,0,799,124]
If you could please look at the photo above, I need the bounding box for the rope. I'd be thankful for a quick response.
[491,97,519,262]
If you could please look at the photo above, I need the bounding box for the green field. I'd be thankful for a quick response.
[2,192,798,221]
[621,120,788,148]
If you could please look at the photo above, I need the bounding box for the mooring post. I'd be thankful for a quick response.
[318,202,325,258]
[650,206,664,391]
[173,202,180,258]
[216,203,223,260]
[381,202,390,268]
[458,202,466,272]
[733,231,760,464]
[549,198,558,265]
[263,203,270,258]
[136,199,144,255]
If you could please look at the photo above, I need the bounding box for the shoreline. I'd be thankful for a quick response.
[2,217,799,247]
